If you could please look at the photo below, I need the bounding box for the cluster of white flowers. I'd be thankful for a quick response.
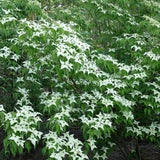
[91,0,138,27]
[144,50,160,61]
[0,16,16,25]
[127,121,160,137]
[43,131,89,160]
[146,82,160,90]
[2,8,11,15]
[57,21,79,35]
[122,110,134,120]
[95,53,144,74]
[0,46,12,58]
[130,90,142,98]
[141,94,149,99]
[79,59,102,77]
[58,34,90,52]
[49,105,73,131]
[4,105,42,147]
[11,54,20,61]
[99,78,127,89]
[133,72,147,79]
[80,112,112,131]
[154,95,160,103]
[28,0,41,7]
[87,136,97,150]
[128,17,139,26]
[143,0,160,9]
[93,152,108,160]
[40,91,61,110]
[131,45,142,52]
[123,33,140,39]
[113,94,134,108]
[16,87,31,106]
[136,40,145,46]
[81,0,88,3]
[143,15,160,28]
[60,60,73,71]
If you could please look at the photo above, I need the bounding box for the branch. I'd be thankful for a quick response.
[69,77,82,94]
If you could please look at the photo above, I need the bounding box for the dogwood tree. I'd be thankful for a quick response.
[0,0,160,159]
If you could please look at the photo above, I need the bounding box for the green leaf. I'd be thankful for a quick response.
[25,141,31,153]
[84,143,90,154]
[42,146,47,156]
[3,137,9,152]
[56,124,61,135]
[18,146,23,155]
[10,141,17,157]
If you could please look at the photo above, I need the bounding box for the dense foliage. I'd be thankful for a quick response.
[0,0,160,159]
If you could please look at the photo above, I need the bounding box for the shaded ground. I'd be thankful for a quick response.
[108,141,160,160]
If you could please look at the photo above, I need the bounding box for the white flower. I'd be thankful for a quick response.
[68,94,76,104]
[144,50,160,61]
[0,16,16,25]
[113,95,134,108]
[87,137,97,150]
[108,48,115,52]
[60,60,73,71]
[8,66,21,71]
[143,15,160,28]
[108,142,115,147]
[136,40,145,45]
[9,134,25,147]
[74,55,82,64]
[123,111,134,120]
[50,152,64,160]
[101,98,113,107]
[33,130,43,139]
[149,124,156,136]
[141,95,149,99]
[27,134,37,146]
[23,60,31,68]
[0,46,11,58]
[131,45,142,51]
[2,9,11,14]
[94,152,102,159]
[81,0,88,2]
[0,104,5,112]
[16,77,24,83]
[16,97,31,106]
[118,64,131,73]
[133,128,142,136]
[11,54,20,61]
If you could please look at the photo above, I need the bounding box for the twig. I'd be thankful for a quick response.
[69,77,82,94]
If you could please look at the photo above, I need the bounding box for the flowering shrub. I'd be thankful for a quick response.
[0,0,160,159]
[3,104,42,156]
